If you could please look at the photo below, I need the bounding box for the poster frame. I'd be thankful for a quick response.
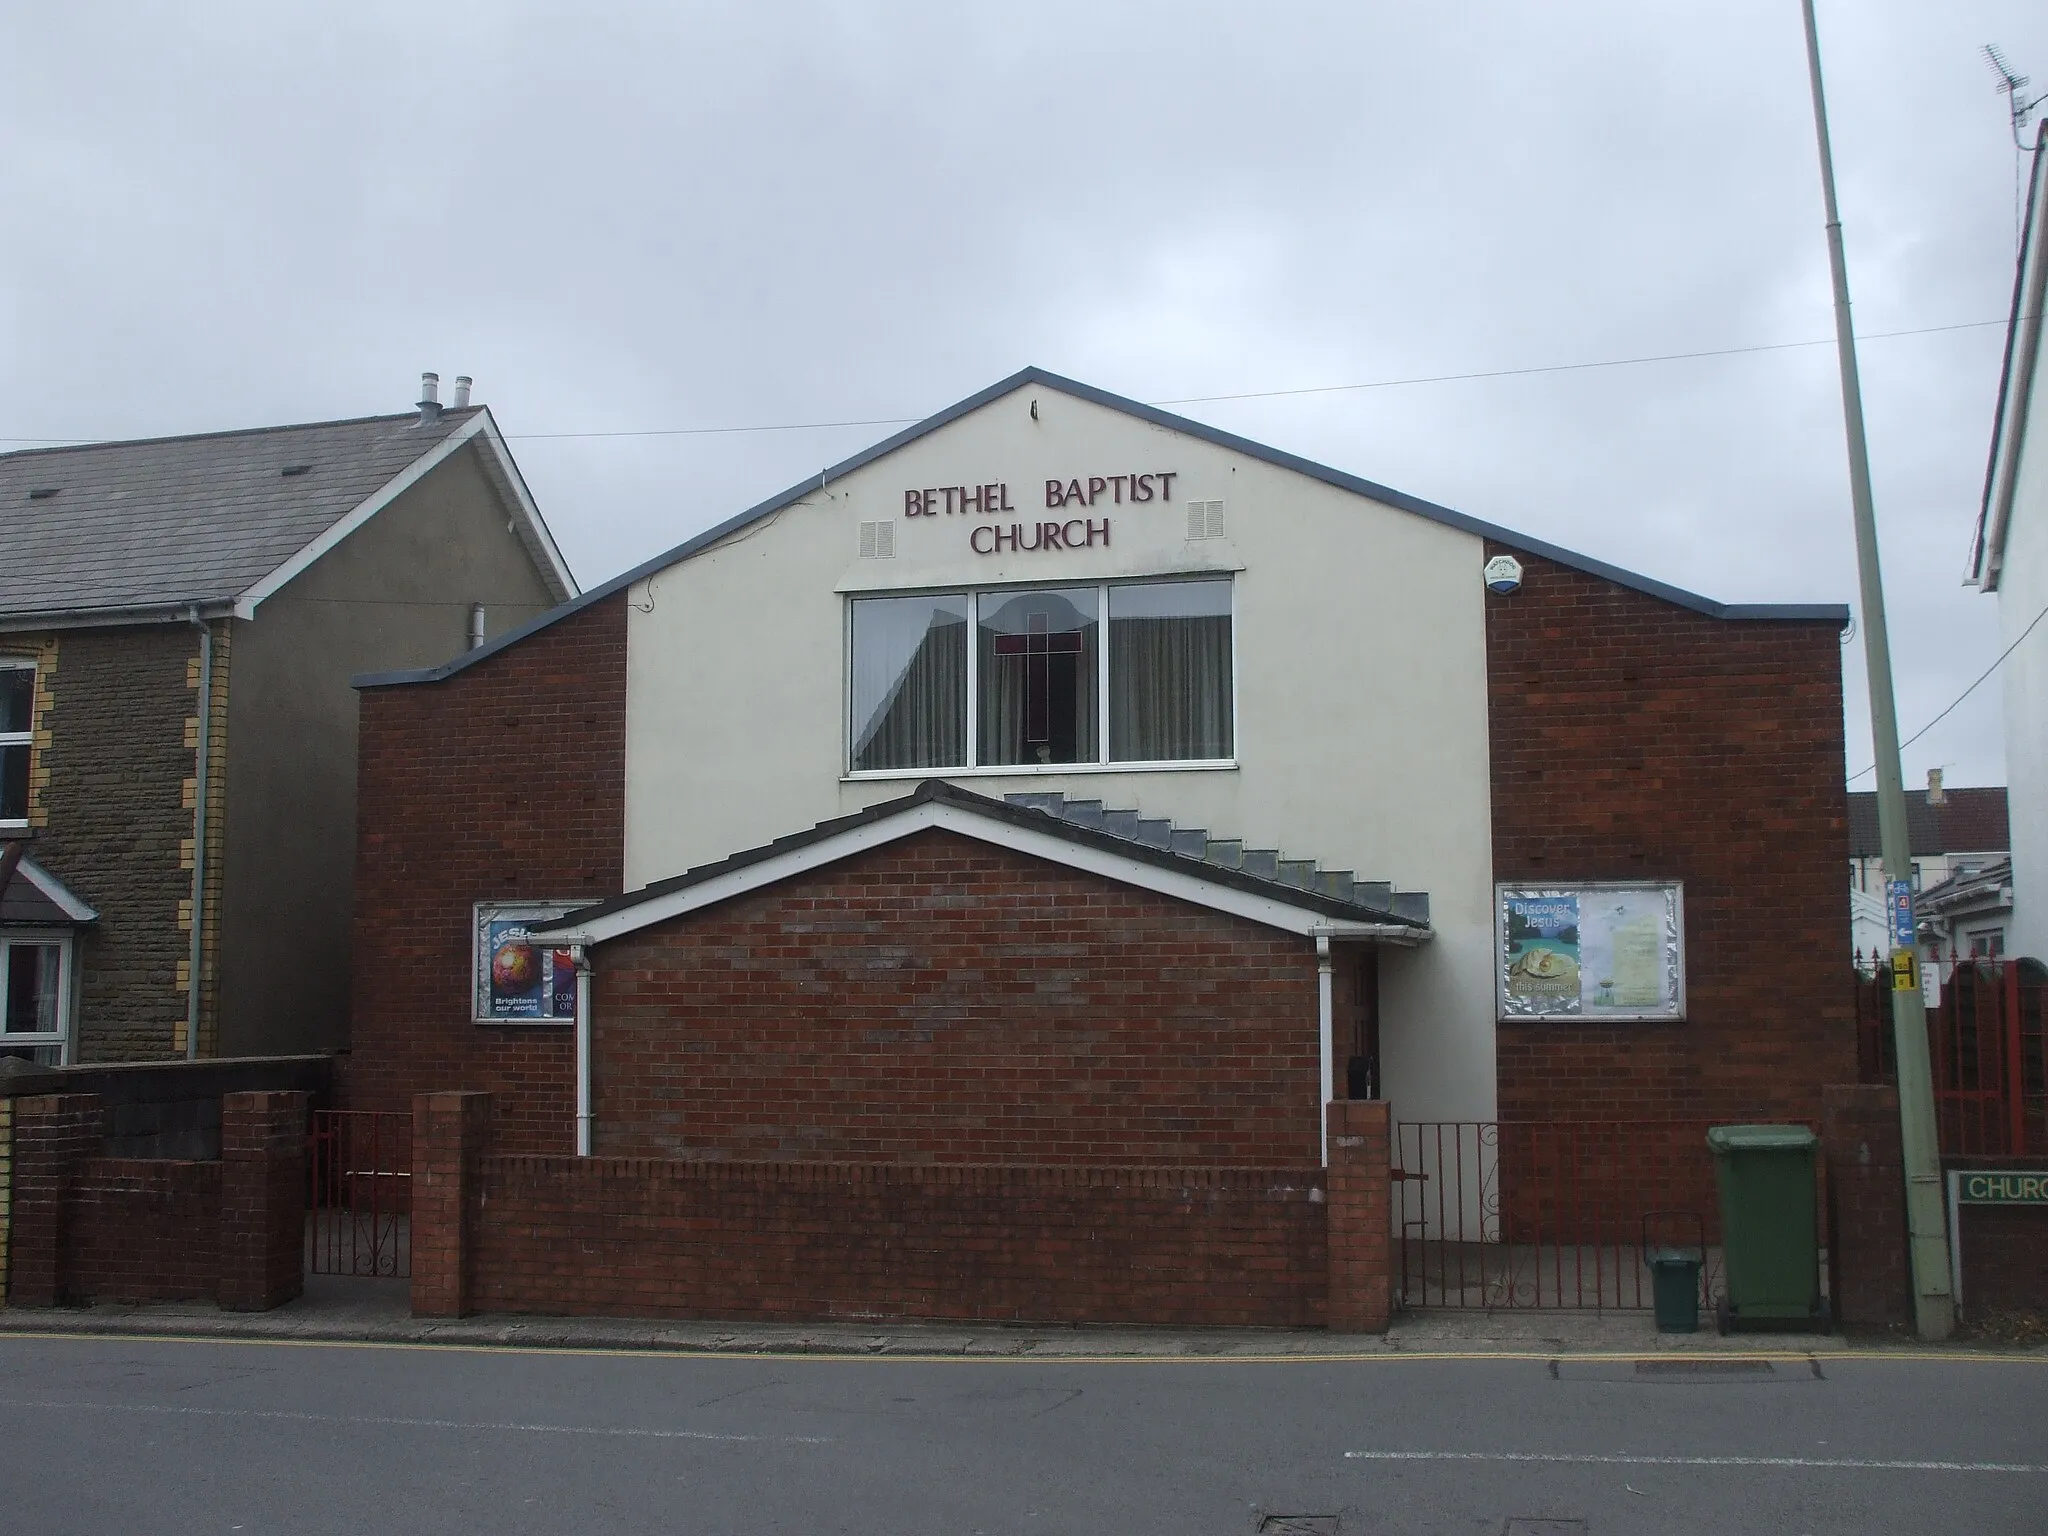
[1493,880,1687,1024]
[471,900,581,1025]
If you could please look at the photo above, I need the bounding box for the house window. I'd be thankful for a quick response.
[1,931,69,1064]
[848,578,1234,773]
[1967,929,2005,959]
[0,661,32,824]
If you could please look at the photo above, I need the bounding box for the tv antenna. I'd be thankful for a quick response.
[1982,44,2046,151]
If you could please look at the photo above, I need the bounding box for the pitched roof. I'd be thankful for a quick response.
[533,778,1431,947]
[1846,787,2010,859]
[0,855,98,926]
[357,367,1850,691]
[1972,118,2048,592]
[1916,856,2013,920]
[0,406,574,623]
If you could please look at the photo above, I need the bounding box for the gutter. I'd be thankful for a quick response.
[0,601,240,637]
[1316,935,1334,1167]
[573,946,593,1156]
[185,608,213,1060]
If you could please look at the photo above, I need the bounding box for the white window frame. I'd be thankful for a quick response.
[0,658,33,829]
[845,576,1239,780]
[1,927,75,1064]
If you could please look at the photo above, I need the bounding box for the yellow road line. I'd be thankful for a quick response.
[0,1331,2042,1366]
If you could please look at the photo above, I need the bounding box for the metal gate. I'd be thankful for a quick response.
[307,1110,411,1278]
[1394,1120,1764,1310]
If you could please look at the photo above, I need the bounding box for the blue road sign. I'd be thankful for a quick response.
[1887,879,1915,949]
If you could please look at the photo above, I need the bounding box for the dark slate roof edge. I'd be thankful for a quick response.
[532,778,1427,936]
[0,407,477,463]
[354,368,1847,691]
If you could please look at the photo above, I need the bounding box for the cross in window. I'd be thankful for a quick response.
[992,611,1083,744]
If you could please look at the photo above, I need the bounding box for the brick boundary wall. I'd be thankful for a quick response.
[411,1090,490,1318]
[1484,545,1854,1126]
[5,1093,99,1305]
[2,1091,306,1309]
[413,1091,1394,1331]
[219,1091,311,1310]
[1326,1100,1392,1332]
[1821,1084,1910,1331]
[350,594,627,1154]
[1946,1156,2048,1323]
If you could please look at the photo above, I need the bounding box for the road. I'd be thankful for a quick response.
[1,1334,2042,1534]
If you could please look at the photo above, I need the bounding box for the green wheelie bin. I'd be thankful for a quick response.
[1706,1124,1826,1333]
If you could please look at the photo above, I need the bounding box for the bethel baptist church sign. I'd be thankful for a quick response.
[903,471,1180,556]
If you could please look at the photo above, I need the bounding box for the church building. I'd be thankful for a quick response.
[347,367,1856,1178]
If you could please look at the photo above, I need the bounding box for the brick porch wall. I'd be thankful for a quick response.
[592,829,1323,1167]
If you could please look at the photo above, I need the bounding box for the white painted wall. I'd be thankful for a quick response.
[1997,374,2047,963]
[622,382,1499,1121]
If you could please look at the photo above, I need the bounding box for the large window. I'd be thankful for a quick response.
[849,578,1232,773]
[0,662,32,824]
[1,932,69,1065]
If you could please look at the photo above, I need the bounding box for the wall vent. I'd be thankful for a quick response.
[1187,499,1225,539]
[857,520,896,559]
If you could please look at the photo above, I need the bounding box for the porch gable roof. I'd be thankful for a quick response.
[535,780,1432,947]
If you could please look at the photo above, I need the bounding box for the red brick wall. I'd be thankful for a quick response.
[1958,1205,2048,1321]
[1823,1084,1910,1331]
[1326,1099,1392,1331]
[468,1153,1328,1327]
[593,829,1323,1166]
[1485,546,1854,1123]
[349,596,628,1154]
[5,1091,305,1309]
[67,1157,223,1303]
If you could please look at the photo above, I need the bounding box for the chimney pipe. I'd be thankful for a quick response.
[417,371,441,427]
[1926,767,1945,806]
[452,375,473,409]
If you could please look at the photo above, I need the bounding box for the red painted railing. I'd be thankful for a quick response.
[1856,957,2047,1157]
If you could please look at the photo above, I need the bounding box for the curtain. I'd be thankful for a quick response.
[850,596,967,770]
[976,589,1097,765]
[1109,601,1232,762]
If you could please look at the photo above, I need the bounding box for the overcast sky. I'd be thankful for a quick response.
[5,2,2044,789]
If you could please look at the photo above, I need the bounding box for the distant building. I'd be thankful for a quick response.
[1846,775,2009,974]
[0,376,575,1064]
[1970,119,2048,963]
[1847,775,2010,897]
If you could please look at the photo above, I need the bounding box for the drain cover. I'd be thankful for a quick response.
[1257,1519,1338,1535]
[1634,1358,1774,1377]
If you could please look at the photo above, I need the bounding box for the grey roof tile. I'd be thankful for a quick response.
[0,408,482,619]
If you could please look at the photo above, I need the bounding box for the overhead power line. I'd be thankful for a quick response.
[1847,592,2048,783]
[0,316,2015,448]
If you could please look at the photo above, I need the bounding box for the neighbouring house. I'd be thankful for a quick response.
[1916,856,2015,971]
[1970,118,2048,964]
[340,367,1854,1327]
[1846,775,2010,974]
[0,375,575,1065]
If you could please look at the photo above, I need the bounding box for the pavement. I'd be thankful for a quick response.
[0,1275,2029,1358]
